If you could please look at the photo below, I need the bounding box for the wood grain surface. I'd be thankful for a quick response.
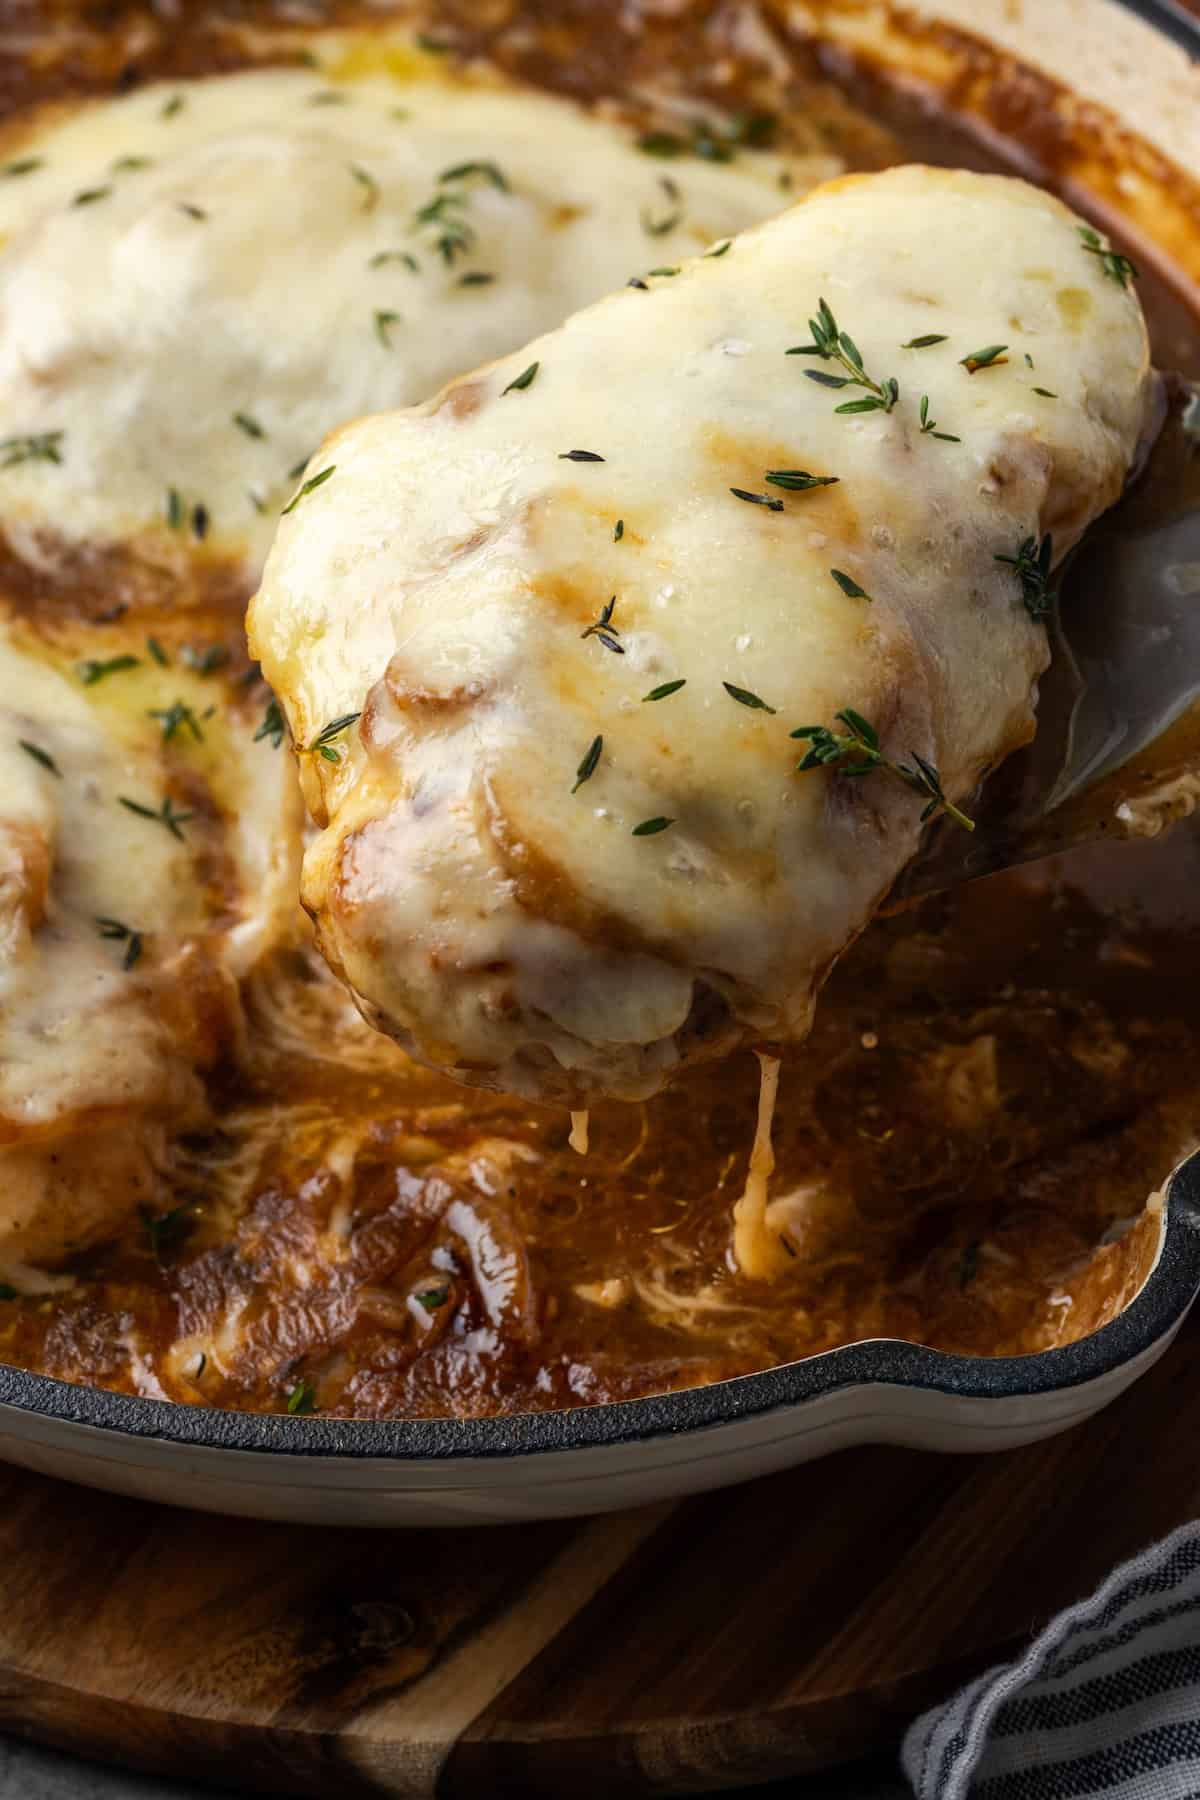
[0,1315,1197,1797]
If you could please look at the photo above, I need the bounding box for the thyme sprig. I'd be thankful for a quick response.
[306,711,361,764]
[281,465,335,515]
[644,679,686,701]
[502,361,539,394]
[286,1378,317,1415]
[19,739,60,776]
[918,395,960,442]
[581,596,623,654]
[1,431,63,468]
[79,653,139,685]
[788,299,899,414]
[374,308,401,347]
[730,486,783,511]
[791,708,974,831]
[632,815,674,836]
[641,175,682,237]
[723,681,776,713]
[149,699,203,743]
[254,697,287,749]
[119,793,194,839]
[764,469,838,491]
[1078,225,1139,288]
[96,916,143,969]
[572,734,603,792]
[960,344,1008,374]
[995,533,1057,620]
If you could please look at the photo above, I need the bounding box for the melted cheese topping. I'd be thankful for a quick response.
[731,1052,786,1278]
[0,58,831,580]
[0,623,300,1261]
[252,165,1152,1106]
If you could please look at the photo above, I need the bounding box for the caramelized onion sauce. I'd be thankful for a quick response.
[1,0,1198,1418]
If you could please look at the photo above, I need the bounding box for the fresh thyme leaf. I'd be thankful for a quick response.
[457,270,495,286]
[641,175,683,237]
[307,711,361,764]
[704,239,732,258]
[439,159,508,191]
[176,201,206,220]
[646,266,678,278]
[995,533,1057,621]
[254,697,286,749]
[287,457,310,481]
[960,344,1009,373]
[19,739,60,776]
[1078,224,1139,288]
[902,333,949,349]
[160,93,185,119]
[349,163,380,211]
[72,185,111,206]
[142,1201,191,1262]
[627,276,649,291]
[281,464,335,515]
[764,470,839,491]
[308,88,348,105]
[119,793,193,840]
[792,709,974,831]
[1033,387,1058,398]
[3,158,42,178]
[374,308,401,347]
[233,411,265,439]
[730,487,783,511]
[799,368,850,387]
[112,154,152,172]
[830,568,872,602]
[286,1378,317,1414]
[644,679,686,702]
[166,486,183,529]
[632,815,674,836]
[191,501,209,540]
[149,699,203,743]
[97,916,143,969]
[147,636,169,666]
[560,449,605,463]
[1025,353,1035,368]
[637,130,686,158]
[572,733,603,793]
[613,518,624,541]
[580,595,624,654]
[0,431,63,468]
[79,654,140,685]
[723,681,776,713]
[834,395,891,414]
[415,1285,450,1311]
[180,642,228,676]
[917,394,960,442]
[370,248,420,272]
[502,361,539,394]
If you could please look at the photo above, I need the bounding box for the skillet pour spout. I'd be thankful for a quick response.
[895,374,1200,901]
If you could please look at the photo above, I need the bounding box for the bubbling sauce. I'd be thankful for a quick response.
[0,0,1197,1418]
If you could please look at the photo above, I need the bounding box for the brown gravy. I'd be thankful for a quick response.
[1,0,1198,1419]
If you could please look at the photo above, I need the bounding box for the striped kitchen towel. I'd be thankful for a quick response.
[902,1521,1200,1799]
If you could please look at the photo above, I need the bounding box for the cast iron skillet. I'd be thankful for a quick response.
[0,0,1197,1524]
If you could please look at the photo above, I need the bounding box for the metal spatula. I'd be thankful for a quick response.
[895,375,1200,902]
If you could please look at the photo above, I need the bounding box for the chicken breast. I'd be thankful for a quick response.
[0,60,829,584]
[250,165,1152,1105]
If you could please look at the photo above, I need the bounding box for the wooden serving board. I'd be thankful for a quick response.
[2,1320,1199,1798]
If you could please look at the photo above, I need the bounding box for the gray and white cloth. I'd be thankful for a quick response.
[904,1521,1200,1800]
